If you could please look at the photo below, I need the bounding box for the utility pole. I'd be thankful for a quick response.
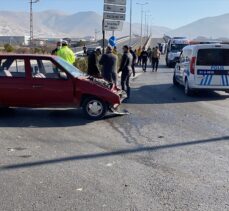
[30,0,39,46]
[129,0,132,46]
[136,2,148,47]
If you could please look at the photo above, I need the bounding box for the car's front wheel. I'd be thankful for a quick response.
[83,97,108,120]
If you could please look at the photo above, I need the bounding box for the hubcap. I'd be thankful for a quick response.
[87,100,103,117]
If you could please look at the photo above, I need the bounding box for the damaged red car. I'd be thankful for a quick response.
[0,54,121,119]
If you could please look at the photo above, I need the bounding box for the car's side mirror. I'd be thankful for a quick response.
[59,72,68,80]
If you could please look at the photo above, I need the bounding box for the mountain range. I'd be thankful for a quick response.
[0,10,229,39]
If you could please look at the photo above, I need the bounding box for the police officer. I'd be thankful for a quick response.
[57,40,75,64]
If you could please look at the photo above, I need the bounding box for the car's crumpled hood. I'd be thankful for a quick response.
[78,76,113,90]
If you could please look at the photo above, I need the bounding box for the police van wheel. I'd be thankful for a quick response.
[185,79,193,96]
[173,74,179,86]
[83,97,107,120]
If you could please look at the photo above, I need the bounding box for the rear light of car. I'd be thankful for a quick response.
[190,57,196,74]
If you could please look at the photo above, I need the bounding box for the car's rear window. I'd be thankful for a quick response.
[197,49,229,66]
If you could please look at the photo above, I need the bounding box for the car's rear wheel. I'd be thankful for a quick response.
[184,79,193,96]
[83,97,107,120]
[173,74,179,86]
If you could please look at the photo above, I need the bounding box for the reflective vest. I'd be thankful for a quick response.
[57,46,75,64]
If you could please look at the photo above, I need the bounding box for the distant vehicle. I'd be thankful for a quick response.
[0,54,121,119]
[86,48,96,56]
[160,43,167,55]
[173,44,229,95]
[166,37,189,67]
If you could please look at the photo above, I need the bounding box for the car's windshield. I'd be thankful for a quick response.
[54,57,85,77]
[171,44,188,52]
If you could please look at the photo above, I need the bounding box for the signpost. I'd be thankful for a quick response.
[103,12,126,21]
[104,4,126,13]
[104,0,126,5]
[104,20,124,31]
[102,0,127,53]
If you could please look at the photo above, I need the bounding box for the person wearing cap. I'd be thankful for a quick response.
[51,41,62,55]
[57,40,75,65]
[87,48,102,78]
[99,46,118,85]
[119,45,133,99]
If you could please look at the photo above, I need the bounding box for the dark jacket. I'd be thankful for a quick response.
[87,52,100,77]
[99,52,118,83]
[141,50,149,62]
[130,50,137,65]
[119,52,133,75]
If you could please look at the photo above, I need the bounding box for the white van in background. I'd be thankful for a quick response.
[166,37,189,67]
[173,44,229,96]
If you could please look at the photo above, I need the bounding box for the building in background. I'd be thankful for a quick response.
[0,36,30,46]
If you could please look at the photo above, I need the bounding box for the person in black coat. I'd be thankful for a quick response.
[119,45,133,99]
[99,46,118,85]
[130,47,137,77]
[87,48,102,78]
[140,47,149,72]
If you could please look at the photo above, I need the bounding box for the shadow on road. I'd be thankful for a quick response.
[127,83,229,105]
[0,108,91,128]
[1,135,228,171]
[0,108,119,128]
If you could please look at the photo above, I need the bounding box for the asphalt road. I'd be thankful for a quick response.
[1,39,229,211]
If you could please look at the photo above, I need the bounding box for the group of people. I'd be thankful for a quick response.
[136,46,161,72]
[87,45,135,99]
[51,40,161,100]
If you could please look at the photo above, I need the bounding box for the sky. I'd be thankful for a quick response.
[1,0,229,29]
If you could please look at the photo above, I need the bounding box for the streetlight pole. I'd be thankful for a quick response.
[129,0,132,46]
[30,0,39,46]
[136,2,148,47]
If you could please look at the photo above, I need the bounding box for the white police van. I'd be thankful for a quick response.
[173,43,229,96]
[166,37,189,67]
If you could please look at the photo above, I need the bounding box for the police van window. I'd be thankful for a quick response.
[0,58,25,78]
[197,49,229,66]
[30,59,63,79]
[180,52,185,62]
[183,49,192,62]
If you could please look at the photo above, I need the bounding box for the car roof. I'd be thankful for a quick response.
[184,44,229,50]
[0,54,56,59]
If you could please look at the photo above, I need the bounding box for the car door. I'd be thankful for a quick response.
[29,58,75,107]
[175,53,184,83]
[0,56,39,107]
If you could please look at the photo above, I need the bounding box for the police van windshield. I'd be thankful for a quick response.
[197,49,229,66]
[171,44,188,52]
[55,57,85,77]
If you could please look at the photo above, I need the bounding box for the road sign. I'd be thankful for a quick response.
[104,20,123,31]
[104,0,126,5]
[103,12,126,21]
[109,36,117,47]
[104,4,126,13]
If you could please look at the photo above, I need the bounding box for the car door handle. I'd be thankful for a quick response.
[32,85,43,89]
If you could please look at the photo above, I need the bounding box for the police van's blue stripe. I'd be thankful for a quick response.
[222,75,225,86]
[207,75,213,85]
[200,77,205,85]
[225,75,229,86]
[204,75,209,85]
